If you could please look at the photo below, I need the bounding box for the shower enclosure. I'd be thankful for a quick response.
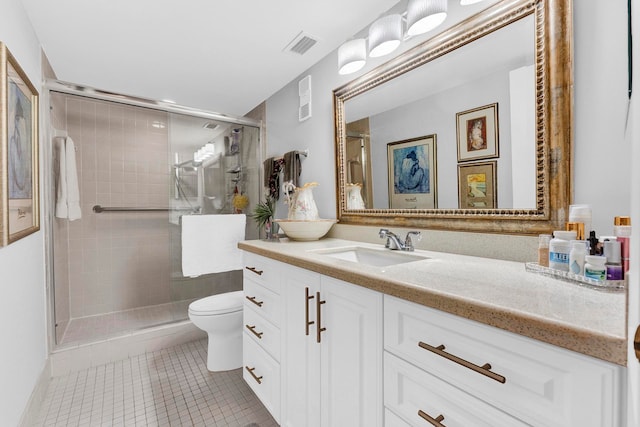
[46,82,261,347]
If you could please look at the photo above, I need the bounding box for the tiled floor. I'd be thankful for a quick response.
[60,300,195,347]
[35,339,278,427]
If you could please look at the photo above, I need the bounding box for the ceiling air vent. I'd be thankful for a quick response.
[284,31,318,55]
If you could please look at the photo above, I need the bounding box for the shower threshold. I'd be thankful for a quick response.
[57,299,196,348]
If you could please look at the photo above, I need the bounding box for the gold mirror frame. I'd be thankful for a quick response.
[333,0,573,235]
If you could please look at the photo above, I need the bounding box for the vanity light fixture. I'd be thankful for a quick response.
[406,0,448,36]
[368,14,403,57]
[338,39,367,75]
[338,0,449,75]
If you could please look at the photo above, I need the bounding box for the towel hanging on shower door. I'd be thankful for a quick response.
[54,135,82,220]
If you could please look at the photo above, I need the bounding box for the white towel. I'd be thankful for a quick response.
[181,214,246,277]
[54,136,82,220]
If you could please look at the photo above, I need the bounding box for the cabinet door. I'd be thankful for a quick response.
[281,266,322,427]
[320,276,383,427]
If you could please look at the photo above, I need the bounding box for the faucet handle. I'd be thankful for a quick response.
[404,231,422,251]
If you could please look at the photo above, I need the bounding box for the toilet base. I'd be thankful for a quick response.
[206,332,242,372]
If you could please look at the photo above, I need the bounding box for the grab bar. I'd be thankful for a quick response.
[93,205,198,213]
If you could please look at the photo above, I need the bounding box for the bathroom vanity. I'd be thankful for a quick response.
[239,238,626,427]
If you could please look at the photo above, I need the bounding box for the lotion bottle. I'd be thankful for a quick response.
[569,240,586,276]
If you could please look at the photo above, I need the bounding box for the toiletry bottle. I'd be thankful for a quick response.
[588,231,599,255]
[569,204,592,235]
[549,230,576,271]
[538,234,551,267]
[613,216,631,275]
[565,222,585,240]
[604,240,623,280]
[584,255,606,281]
[569,240,586,276]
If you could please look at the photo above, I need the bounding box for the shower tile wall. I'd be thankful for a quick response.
[53,93,172,319]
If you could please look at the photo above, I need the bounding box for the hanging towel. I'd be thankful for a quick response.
[181,214,246,278]
[263,157,283,200]
[54,136,82,220]
[283,151,301,188]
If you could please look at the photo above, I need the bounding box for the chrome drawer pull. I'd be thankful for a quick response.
[245,366,263,384]
[316,292,326,343]
[245,324,263,339]
[245,295,264,307]
[418,410,446,426]
[245,266,264,276]
[305,287,315,336]
[418,341,506,384]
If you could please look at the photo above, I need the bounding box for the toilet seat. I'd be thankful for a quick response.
[188,291,244,316]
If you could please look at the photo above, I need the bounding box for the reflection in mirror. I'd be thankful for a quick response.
[344,14,535,210]
[334,0,574,235]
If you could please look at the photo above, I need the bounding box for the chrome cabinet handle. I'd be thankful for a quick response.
[245,366,263,384]
[245,324,263,339]
[418,341,506,384]
[245,295,264,307]
[418,410,446,427]
[305,287,315,336]
[316,292,326,343]
[245,266,263,276]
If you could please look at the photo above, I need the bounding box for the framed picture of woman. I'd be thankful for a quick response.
[387,135,437,209]
[456,103,499,162]
[1,42,40,246]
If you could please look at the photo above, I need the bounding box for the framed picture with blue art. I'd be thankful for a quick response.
[1,42,39,246]
[387,135,437,209]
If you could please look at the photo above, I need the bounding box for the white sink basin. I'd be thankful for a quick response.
[311,246,428,267]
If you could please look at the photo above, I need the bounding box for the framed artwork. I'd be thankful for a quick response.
[387,135,437,209]
[458,161,497,209]
[456,102,499,162]
[1,42,40,246]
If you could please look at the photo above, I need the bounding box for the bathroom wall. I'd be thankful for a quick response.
[0,1,47,426]
[265,0,631,241]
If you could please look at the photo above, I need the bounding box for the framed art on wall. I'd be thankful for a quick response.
[387,135,437,209]
[1,42,40,246]
[458,161,497,209]
[456,103,499,162]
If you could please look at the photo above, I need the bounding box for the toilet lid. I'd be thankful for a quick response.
[188,291,244,315]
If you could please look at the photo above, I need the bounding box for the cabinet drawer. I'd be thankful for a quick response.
[243,252,280,294]
[243,304,280,361]
[385,408,412,427]
[384,295,622,427]
[244,278,281,327]
[243,332,280,423]
[385,352,528,427]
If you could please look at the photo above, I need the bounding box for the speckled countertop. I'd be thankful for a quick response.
[239,238,627,366]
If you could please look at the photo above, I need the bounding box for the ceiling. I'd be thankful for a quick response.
[21,0,400,117]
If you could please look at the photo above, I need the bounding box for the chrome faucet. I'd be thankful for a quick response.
[379,229,421,251]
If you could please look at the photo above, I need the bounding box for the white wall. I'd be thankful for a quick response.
[266,0,631,236]
[0,0,47,425]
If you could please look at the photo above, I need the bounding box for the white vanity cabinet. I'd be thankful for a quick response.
[384,295,624,427]
[242,252,282,423]
[281,264,383,427]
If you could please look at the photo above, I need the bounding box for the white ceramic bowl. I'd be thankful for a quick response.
[274,219,337,241]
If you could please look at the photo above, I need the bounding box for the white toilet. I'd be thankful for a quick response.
[188,290,244,372]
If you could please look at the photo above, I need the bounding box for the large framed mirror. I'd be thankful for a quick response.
[333,0,573,235]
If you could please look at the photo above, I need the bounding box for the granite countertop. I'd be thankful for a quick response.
[238,238,627,366]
